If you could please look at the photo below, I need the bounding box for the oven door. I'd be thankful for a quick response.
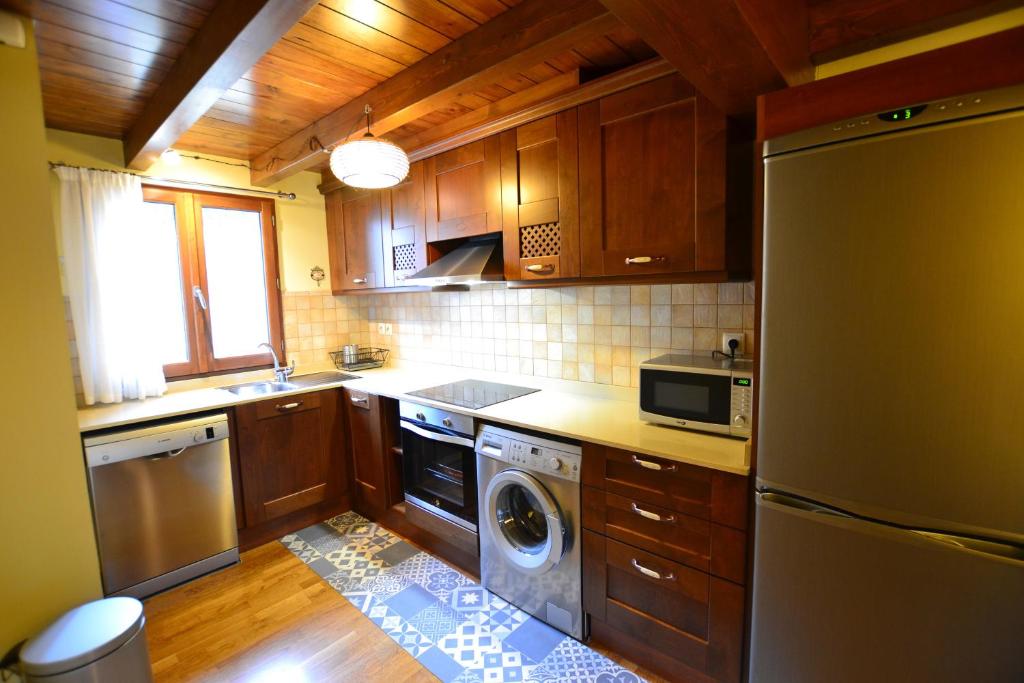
[639,367,733,431]
[401,420,478,530]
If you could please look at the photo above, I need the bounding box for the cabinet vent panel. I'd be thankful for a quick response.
[393,243,417,271]
[520,222,561,259]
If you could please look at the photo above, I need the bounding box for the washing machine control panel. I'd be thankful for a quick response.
[477,424,582,482]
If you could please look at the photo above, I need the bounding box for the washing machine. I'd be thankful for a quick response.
[475,423,584,640]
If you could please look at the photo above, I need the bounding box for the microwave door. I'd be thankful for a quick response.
[640,369,732,427]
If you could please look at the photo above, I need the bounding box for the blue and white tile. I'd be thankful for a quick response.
[385,618,434,658]
[416,646,466,683]
[448,584,492,615]
[468,595,530,640]
[436,620,502,668]
[501,617,564,665]
[280,534,321,564]
[408,599,472,641]
[463,642,538,683]
[353,568,415,601]
[531,637,634,683]
[386,583,443,621]
[322,546,385,579]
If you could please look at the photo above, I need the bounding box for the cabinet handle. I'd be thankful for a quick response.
[350,395,369,406]
[275,401,303,411]
[631,558,674,581]
[631,502,675,523]
[396,274,407,281]
[631,454,676,472]
[624,256,666,265]
[526,264,556,275]
[352,277,367,285]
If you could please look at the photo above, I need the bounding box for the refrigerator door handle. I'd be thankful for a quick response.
[758,491,1024,564]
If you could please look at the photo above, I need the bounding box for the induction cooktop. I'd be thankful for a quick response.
[406,379,539,409]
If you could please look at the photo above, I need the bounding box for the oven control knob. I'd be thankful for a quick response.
[733,414,747,426]
[416,412,426,421]
[193,432,204,443]
[442,418,453,427]
[547,457,562,471]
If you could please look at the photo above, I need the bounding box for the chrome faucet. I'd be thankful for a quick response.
[259,343,295,383]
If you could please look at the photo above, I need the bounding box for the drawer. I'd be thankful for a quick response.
[253,390,322,420]
[582,442,748,530]
[583,531,744,683]
[583,487,746,584]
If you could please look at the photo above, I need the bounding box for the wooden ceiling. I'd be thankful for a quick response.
[4,0,1016,185]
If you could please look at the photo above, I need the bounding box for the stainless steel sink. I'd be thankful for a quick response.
[288,371,360,387]
[224,381,298,397]
[225,371,359,397]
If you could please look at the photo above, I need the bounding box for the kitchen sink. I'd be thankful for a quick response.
[224,381,298,397]
[288,371,360,387]
[225,371,359,397]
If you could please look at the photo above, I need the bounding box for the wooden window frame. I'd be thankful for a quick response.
[142,186,283,379]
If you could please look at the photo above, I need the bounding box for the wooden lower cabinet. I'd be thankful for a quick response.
[344,388,403,519]
[582,442,748,682]
[234,389,348,542]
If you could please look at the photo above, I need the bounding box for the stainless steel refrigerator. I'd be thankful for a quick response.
[751,84,1024,683]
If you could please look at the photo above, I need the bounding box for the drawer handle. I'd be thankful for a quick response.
[631,502,675,523]
[352,277,367,285]
[526,264,555,275]
[350,395,369,406]
[631,455,676,472]
[624,256,666,265]
[632,558,674,582]
[276,401,303,411]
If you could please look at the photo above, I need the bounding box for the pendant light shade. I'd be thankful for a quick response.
[329,105,409,189]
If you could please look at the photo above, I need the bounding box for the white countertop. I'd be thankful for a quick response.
[77,361,750,475]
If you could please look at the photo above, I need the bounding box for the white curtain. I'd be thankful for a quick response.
[56,167,167,405]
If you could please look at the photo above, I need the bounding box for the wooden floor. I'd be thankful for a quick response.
[145,538,667,682]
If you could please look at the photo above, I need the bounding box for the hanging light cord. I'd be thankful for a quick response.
[256,104,373,173]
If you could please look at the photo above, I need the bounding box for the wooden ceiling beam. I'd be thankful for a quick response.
[249,0,621,186]
[596,0,813,115]
[123,0,319,170]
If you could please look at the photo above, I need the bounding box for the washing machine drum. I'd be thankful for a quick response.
[484,469,566,574]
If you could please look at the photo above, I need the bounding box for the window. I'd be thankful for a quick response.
[142,187,283,378]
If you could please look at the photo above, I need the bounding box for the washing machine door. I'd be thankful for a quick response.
[484,469,566,575]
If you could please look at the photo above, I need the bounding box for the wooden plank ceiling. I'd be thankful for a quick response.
[4,0,1014,179]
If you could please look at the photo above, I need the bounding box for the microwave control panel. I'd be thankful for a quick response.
[730,373,754,436]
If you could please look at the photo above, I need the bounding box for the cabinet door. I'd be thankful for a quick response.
[235,389,345,526]
[424,136,502,242]
[500,111,580,281]
[381,161,427,287]
[345,389,394,518]
[326,187,385,291]
[579,75,728,277]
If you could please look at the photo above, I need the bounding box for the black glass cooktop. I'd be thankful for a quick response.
[406,379,539,409]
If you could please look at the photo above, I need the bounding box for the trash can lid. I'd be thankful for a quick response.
[20,597,145,676]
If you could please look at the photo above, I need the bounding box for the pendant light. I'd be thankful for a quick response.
[329,105,409,189]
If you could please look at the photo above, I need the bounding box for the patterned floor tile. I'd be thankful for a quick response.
[436,621,501,668]
[532,637,632,683]
[355,569,415,601]
[322,546,385,580]
[468,596,530,640]
[464,642,538,683]
[375,540,421,568]
[408,600,471,641]
[449,584,492,615]
[417,646,465,683]
[501,617,565,664]
[280,535,321,564]
[384,619,434,658]
[386,583,441,620]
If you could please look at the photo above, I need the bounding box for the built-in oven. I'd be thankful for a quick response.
[639,353,754,438]
[399,401,477,532]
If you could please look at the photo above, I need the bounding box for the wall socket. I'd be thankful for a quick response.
[377,323,393,336]
[721,332,744,356]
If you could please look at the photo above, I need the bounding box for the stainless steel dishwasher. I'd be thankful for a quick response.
[84,413,239,599]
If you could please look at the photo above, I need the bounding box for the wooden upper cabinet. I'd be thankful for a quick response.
[326,186,385,292]
[579,75,739,278]
[424,136,502,242]
[381,161,428,287]
[500,111,581,281]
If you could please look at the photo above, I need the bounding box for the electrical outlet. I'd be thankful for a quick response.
[377,323,387,334]
[721,332,744,355]
[384,323,393,336]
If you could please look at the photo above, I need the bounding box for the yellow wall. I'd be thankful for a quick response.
[0,16,103,653]
[46,130,330,293]
[816,7,1024,79]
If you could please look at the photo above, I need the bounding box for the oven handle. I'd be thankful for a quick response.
[400,421,475,448]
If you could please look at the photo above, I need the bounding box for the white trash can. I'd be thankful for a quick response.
[19,597,153,682]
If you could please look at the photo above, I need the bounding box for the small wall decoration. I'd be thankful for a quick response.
[310,265,326,287]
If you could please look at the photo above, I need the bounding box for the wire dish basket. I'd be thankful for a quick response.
[330,346,389,371]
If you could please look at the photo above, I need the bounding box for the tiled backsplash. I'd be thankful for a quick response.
[284,282,755,388]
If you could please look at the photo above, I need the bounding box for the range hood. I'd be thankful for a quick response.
[404,235,504,287]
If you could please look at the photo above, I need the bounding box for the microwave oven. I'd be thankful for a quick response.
[639,353,753,438]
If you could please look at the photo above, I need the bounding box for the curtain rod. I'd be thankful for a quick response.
[47,161,297,200]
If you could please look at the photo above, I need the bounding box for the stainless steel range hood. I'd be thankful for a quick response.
[403,235,504,287]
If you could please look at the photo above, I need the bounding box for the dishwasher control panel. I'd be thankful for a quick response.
[83,413,229,467]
